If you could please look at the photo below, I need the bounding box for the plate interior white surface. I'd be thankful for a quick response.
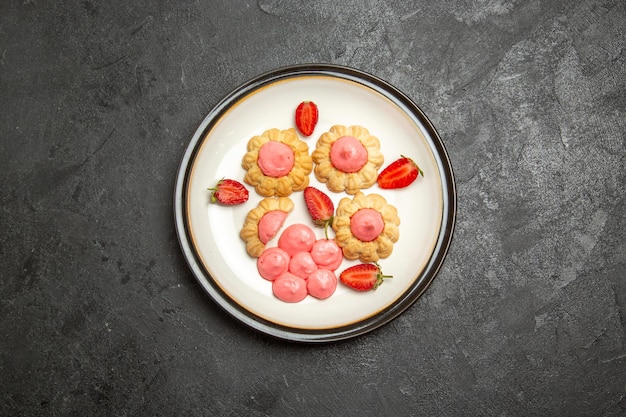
[185,75,444,330]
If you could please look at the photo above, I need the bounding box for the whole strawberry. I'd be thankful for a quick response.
[377,155,423,189]
[303,186,334,238]
[295,101,318,137]
[208,179,249,205]
[339,262,392,292]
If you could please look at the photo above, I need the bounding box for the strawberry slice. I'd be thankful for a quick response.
[376,155,424,189]
[303,186,334,238]
[208,179,249,205]
[339,262,392,292]
[295,101,318,137]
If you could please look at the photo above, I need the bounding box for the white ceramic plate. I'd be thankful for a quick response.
[174,65,456,342]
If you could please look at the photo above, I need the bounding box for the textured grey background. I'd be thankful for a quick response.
[1,0,625,416]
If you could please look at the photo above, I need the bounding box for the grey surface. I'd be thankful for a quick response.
[1,0,625,415]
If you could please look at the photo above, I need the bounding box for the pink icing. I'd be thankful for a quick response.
[257,247,290,281]
[307,269,338,299]
[289,251,318,279]
[310,239,343,271]
[258,210,288,244]
[272,272,308,303]
[257,141,295,178]
[330,136,368,173]
[350,208,384,242]
[277,224,316,257]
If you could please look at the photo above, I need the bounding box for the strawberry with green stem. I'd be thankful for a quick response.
[303,186,334,239]
[208,178,249,205]
[339,262,392,292]
[377,155,424,189]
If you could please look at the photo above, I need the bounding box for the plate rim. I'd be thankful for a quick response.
[174,63,457,343]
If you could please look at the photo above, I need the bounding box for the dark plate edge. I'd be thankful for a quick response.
[173,63,457,343]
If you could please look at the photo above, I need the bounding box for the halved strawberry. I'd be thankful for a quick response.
[295,101,318,137]
[303,186,334,238]
[208,179,249,205]
[339,262,392,292]
[376,155,424,189]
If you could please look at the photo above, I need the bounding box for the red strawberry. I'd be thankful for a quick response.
[376,155,424,189]
[208,179,249,205]
[303,186,334,237]
[295,101,318,137]
[339,262,392,292]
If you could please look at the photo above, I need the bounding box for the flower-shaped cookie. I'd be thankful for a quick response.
[242,128,313,197]
[332,192,400,262]
[311,125,384,194]
[240,197,294,257]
